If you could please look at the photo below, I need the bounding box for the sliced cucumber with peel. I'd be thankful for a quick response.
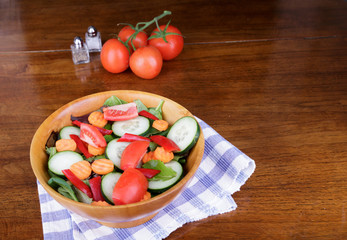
[105,139,130,169]
[148,161,183,193]
[167,116,200,154]
[112,116,151,137]
[101,172,122,204]
[59,126,80,139]
[48,151,83,177]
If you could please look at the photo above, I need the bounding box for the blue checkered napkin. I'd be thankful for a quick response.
[37,118,256,240]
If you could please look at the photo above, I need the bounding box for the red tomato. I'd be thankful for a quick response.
[100,39,129,73]
[79,123,107,148]
[103,102,138,121]
[148,25,184,61]
[118,26,148,52]
[129,46,163,79]
[120,141,150,170]
[112,168,148,205]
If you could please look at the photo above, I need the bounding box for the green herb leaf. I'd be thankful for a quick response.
[149,141,158,152]
[148,108,162,120]
[48,176,78,201]
[142,160,176,181]
[172,155,186,164]
[148,99,165,119]
[104,134,116,143]
[48,169,58,178]
[134,99,149,112]
[103,96,126,107]
[71,185,93,204]
[85,154,108,162]
[58,187,76,200]
[45,147,57,159]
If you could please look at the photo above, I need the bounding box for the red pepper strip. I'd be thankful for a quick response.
[72,120,112,136]
[72,120,82,127]
[149,135,181,152]
[62,169,93,198]
[69,134,93,158]
[95,126,113,135]
[138,110,159,120]
[117,133,150,142]
[136,168,161,179]
[89,176,105,202]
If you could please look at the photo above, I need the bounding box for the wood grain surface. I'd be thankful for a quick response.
[0,0,346,239]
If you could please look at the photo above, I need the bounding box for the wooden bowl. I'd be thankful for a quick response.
[30,90,204,228]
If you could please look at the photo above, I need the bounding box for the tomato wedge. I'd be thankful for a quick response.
[79,123,107,148]
[120,141,150,170]
[103,102,138,121]
[112,168,148,205]
[72,120,112,135]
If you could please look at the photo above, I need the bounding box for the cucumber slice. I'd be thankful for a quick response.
[48,151,83,176]
[105,139,130,169]
[148,161,183,193]
[101,172,122,204]
[112,116,150,137]
[167,116,200,154]
[59,126,80,139]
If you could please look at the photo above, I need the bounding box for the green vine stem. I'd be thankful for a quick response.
[125,10,172,51]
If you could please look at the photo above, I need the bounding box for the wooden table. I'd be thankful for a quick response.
[1,0,346,239]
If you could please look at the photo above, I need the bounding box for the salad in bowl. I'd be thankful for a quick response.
[30,90,204,227]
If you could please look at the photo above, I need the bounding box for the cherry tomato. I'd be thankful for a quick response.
[79,123,107,148]
[100,39,129,73]
[103,102,138,121]
[120,141,150,170]
[118,26,148,52]
[129,46,163,79]
[148,25,184,61]
[112,168,148,205]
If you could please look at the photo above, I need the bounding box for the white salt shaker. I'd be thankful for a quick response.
[85,26,102,52]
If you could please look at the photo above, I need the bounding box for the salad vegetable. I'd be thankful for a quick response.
[70,134,93,158]
[89,176,105,202]
[62,169,93,198]
[117,133,151,142]
[138,110,159,120]
[45,96,200,206]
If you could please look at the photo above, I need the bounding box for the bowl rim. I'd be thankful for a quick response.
[30,90,204,210]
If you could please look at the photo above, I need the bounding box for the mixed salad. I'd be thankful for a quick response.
[46,96,200,206]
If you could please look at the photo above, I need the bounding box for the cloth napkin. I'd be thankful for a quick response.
[37,118,256,240]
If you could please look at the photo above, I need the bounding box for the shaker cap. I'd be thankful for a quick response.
[87,26,98,37]
[73,36,84,48]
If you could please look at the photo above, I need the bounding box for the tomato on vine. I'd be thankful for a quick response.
[118,26,148,52]
[148,24,184,61]
[100,10,183,78]
[100,39,129,73]
[129,46,163,79]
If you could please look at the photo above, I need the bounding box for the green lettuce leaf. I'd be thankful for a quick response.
[134,99,148,112]
[103,96,127,107]
[142,160,176,181]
